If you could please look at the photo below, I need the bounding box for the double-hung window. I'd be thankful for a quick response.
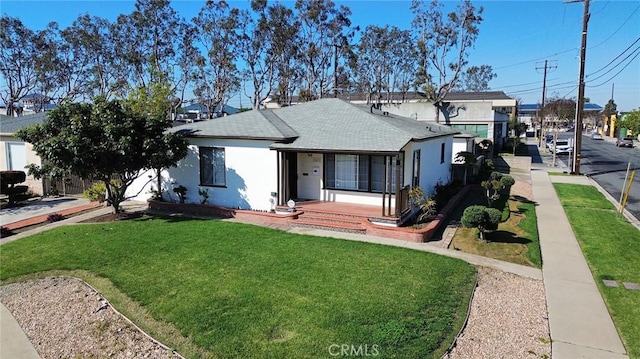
[200,147,226,186]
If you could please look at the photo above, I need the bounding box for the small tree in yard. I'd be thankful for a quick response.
[16,96,188,213]
[461,205,501,241]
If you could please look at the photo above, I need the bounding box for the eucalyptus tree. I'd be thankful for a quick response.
[411,0,484,122]
[295,0,356,100]
[192,0,241,118]
[64,14,124,100]
[454,64,497,92]
[110,0,183,90]
[352,25,417,104]
[237,0,283,110]
[269,3,303,106]
[0,16,39,116]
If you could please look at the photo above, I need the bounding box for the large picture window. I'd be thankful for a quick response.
[325,154,401,193]
[200,147,226,186]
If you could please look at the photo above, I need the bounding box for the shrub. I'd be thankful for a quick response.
[47,213,65,223]
[0,226,13,238]
[173,185,187,204]
[485,208,502,230]
[83,181,107,202]
[461,205,501,241]
[198,188,210,205]
[407,186,438,224]
[500,174,515,188]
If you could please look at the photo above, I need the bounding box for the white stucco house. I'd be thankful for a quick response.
[0,113,47,195]
[128,98,459,218]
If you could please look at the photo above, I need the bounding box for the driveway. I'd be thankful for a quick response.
[1,197,91,227]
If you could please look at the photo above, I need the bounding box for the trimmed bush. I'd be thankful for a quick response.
[461,205,501,241]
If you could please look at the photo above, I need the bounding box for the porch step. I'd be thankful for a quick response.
[293,212,366,234]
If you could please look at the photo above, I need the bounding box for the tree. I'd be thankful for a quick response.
[411,0,485,122]
[192,0,241,117]
[352,25,417,104]
[16,96,188,213]
[453,64,496,92]
[295,0,356,100]
[619,109,640,135]
[544,97,576,128]
[0,16,39,116]
[461,205,501,241]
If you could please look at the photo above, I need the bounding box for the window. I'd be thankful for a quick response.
[440,143,445,164]
[325,154,401,193]
[6,142,27,170]
[412,150,420,186]
[200,147,226,186]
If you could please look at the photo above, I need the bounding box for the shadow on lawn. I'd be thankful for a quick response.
[485,230,532,244]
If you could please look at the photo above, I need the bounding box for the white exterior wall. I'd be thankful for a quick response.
[128,138,278,211]
[1,135,43,195]
[403,136,453,197]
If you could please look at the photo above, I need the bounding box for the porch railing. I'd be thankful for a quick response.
[397,185,411,217]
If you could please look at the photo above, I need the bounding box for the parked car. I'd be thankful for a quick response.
[590,132,603,140]
[552,139,573,154]
[615,136,634,148]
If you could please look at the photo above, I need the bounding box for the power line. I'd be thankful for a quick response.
[586,44,640,83]
[586,49,640,88]
[589,5,640,50]
[587,37,640,76]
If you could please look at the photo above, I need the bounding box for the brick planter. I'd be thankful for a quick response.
[147,200,297,226]
[364,186,471,242]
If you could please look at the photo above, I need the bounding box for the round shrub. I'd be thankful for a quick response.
[485,207,502,230]
[83,181,107,202]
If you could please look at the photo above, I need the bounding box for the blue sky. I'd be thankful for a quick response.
[1,0,639,111]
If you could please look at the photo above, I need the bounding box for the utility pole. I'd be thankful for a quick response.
[536,60,557,147]
[568,0,590,175]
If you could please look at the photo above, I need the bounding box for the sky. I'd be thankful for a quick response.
[1,0,639,112]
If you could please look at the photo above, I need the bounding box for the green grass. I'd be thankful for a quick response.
[0,217,476,359]
[451,193,542,268]
[554,183,640,358]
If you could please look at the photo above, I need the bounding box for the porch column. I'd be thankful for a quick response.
[381,156,388,217]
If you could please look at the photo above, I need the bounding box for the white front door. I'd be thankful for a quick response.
[296,153,322,200]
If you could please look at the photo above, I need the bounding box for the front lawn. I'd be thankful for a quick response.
[0,217,476,359]
[554,183,640,358]
[451,188,542,268]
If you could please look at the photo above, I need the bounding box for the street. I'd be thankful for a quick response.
[549,133,640,221]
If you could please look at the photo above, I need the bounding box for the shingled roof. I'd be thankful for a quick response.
[172,98,458,153]
[0,113,49,135]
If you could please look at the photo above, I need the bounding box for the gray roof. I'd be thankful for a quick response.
[174,98,457,153]
[170,109,296,141]
[443,91,513,101]
[0,112,49,135]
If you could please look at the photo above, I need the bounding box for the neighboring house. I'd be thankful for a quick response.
[180,103,240,121]
[519,102,604,135]
[264,91,515,155]
[128,98,459,218]
[0,113,48,195]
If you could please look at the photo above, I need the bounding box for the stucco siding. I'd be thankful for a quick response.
[1,135,43,195]
[402,136,453,197]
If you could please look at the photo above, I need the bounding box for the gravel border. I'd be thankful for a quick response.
[444,267,550,359]
[0,277,181,358]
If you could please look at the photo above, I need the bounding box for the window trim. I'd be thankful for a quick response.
[199,146,227,187]
[440,143,445,164]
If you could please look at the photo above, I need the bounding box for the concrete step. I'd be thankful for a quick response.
[292,219,366,234]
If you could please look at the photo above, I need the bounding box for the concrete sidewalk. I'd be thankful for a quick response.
[532,167,629,359]
[0,301,40,359]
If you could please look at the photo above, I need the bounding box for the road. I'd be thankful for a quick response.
[554,133,640,221]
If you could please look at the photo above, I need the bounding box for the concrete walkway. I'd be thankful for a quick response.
[532,167,629,359]
[0,302,40,359]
